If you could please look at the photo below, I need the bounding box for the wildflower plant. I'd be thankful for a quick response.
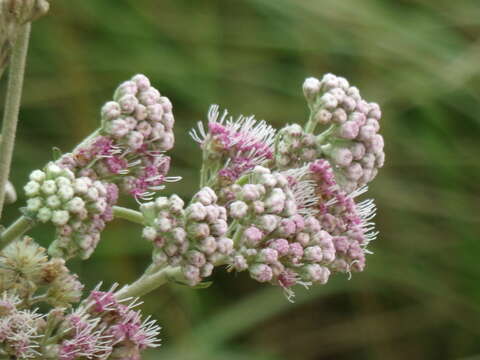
[0,3,385,359]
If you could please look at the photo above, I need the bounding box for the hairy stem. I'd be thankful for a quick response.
[304,109,317,134]
[0,215,33,250]
[116,266,182,300]
[0,23,31,219]
[112,206,144,225]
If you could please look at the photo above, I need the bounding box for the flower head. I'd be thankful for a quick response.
[24,163,118,260]
[58,74,179,202]
[191,105,276,185]
[141,188,232,286]
[300,74,385,192]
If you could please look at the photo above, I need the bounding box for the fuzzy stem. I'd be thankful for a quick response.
[0,215,33,250]
[116,266,182,300]
[304,109,317,134]
[0,24,31,220]
[112,206,144,225]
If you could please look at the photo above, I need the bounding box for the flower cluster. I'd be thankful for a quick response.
[57,287,160,360]
[0,293,44,359]
[274,124,317,169]
[308,159,376,273]
[0,237,83,307]
[141,187,233,286]
[225,166,335,298]
[190,105,276,186]
[58,74,177,202]
[24,162,118,259]
[302,73,385,192]
[2,71,384,358]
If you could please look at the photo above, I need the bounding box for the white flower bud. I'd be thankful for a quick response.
[188,222,210,239]
[142,226,157,241]
[37,207,52,222]
[106,118,129,138]
[257,214,279,234]
[258,248,278,264]
[302,77,321,101]
[195,187,217,205]
[65,199,83,217]
[26,197,43,212]
[304,246,323,262]
[118,94,139,114]
[320,93,338,109]
[46,195,61,209]
[183,264,201,286]
[211,219,228,237]
[305,264,330,284]
[260,174,277,188]
[264,188,286,214]
[29,170,45,182]
[332,108,347,124]
[52,210,70,226]
[187,250,207,267]
[156,217,172,232]
[217,237,234,255]
[58,185,74,201]
[171,227,187,243]
[229,201,248,219]
[233,255,248,271]
[24,181,40,197]
[41,180,57,195]
[187,203,207,221]
[127,131,144,150]
[86,187,99,201]
[147,104,164,122]
[132,74,151,91]
[137,121,152,137]
[331,148,353,167]
[169,195,184,212]
[201,263,214,277]
[358,125,376,142]
[101,101,122,120]
[46,163,62,177]
[252,200,265,214]
[249,263,273,283]
[138,88,161,106]
[314,109,332,124]
[199,236,217,255]
[73,178,90,194]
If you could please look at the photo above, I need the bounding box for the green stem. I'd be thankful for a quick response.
[112,206,144,225]
[116,266,181,300]
[0,24,31,220]
[304,109,317,134]
[71,128,100,153]
[0,215,33,250]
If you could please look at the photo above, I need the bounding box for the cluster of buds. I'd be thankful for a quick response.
[141,187,233,286]
[0,237,83,307]
[2,72,384,358]
[24,162,118,259]
[274,124,317,169]
[0,293,44,359]
[225,166,334,299]
[308,159,376,273]
[58,74,178,201]
[55,287,160,360]
[302,73,385,192]
[190,105,276,186]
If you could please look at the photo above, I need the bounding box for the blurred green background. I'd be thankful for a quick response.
[2,0,480,359]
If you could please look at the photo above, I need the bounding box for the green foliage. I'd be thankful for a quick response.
[2,0,480,359]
